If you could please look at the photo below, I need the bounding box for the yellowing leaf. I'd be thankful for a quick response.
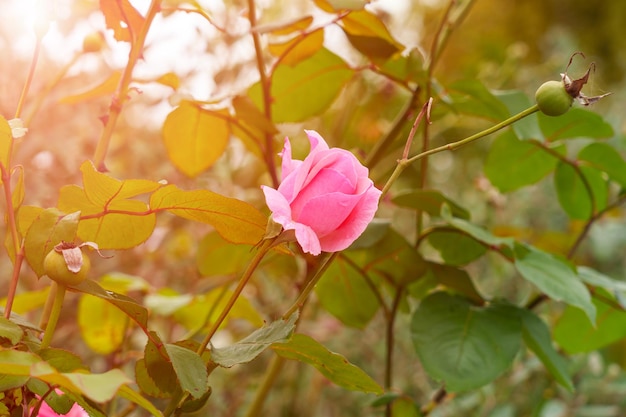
[80,161,161,205]
[24,209,80,277]
[0,288,49,315]
[99,0,145,43]
[79,293,128,354]
[232,95,278,158]
[340,10,403,62]
[57,161,160,249]
[150,184,266,245]
[314,0,368,12]
[11,167,24,209]
[0,115,11,170]
[59,71,121,104]
[248,48,353,123]
[257,15,314,35]
[269,30,324,66]
[162,101,230,177]
[155,72,180,89]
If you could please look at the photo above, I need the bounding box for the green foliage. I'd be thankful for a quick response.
[0,1,624,416]
[411,292,522,392]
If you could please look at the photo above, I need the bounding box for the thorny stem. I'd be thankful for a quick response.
[93,0,162,171]
[40,282,66,349]
[247,0,279,188]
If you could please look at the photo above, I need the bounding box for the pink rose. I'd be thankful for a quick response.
[262,130,382,255]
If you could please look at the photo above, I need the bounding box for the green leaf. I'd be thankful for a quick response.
[196,232,252,276]
[554,290,626,354]
[150,184,267,245]
[441,205,514,249]
[73,280,148,329]
[162,101,230,177]
[411,292,521,392]
[578,266,626,298]
[143,332,178,397]
[248,48,353,122]
[116,385,165,417]
[24,209,79,277]
[164,344,209,399]
[494,90,543,140]
[30,363,132,403]
[518,309,574,392]
[272,333,383,394]
[445,80,510,121]
[513,244,595,324]
[427,229,487,266]
[538,107,614,141]
[484,131,562,192]
[37,349,87,373]
[211,313,298,368]
[554,162,607,220]
[0,316,24,345]
[393,190,470,220]
[427,263,484,304]
[316,254,380,328]
[578,142,626,188]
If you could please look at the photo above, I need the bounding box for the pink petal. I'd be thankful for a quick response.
[293,222,322,255]
[290,167,354,220]
[295,191,363,237]
[318,182,382,252]
[261,186,292,227]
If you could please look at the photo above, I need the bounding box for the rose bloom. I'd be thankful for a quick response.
[262,130,382,255]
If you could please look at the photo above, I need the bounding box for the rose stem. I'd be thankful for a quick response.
[165,238,274,416]
[244,252,336,417]
[380,104,540,198]
[40,282,67,349]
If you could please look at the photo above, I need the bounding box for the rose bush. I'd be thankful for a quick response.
[262,130,382,255]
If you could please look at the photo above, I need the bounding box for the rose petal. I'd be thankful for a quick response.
[261,186,292,228]
[318,182,382,252]
[295,191,363,237]
[292,222,322,255]
[290,167,354,220]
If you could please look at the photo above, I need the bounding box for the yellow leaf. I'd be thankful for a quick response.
[314,0,368,12]
[162,101,230,177]
[99,0,145,43]
[23,209,80,277]
[79,293,127,354]
[256,15,314,35]
[341,10,402,50]
[232,95,278,158]
[11,166,24,209]
[76,199,156,249]
[150,184,266,245]
[269,30,324,66]
[80,161,161,205]
[0,288,49,315]
[155,72,180,89]
[57,162,160,249]
[59,71,121,105]
[173,289,264,332]
[0,116,11,170]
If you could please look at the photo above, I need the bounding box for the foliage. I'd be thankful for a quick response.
[0,0,625,416]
